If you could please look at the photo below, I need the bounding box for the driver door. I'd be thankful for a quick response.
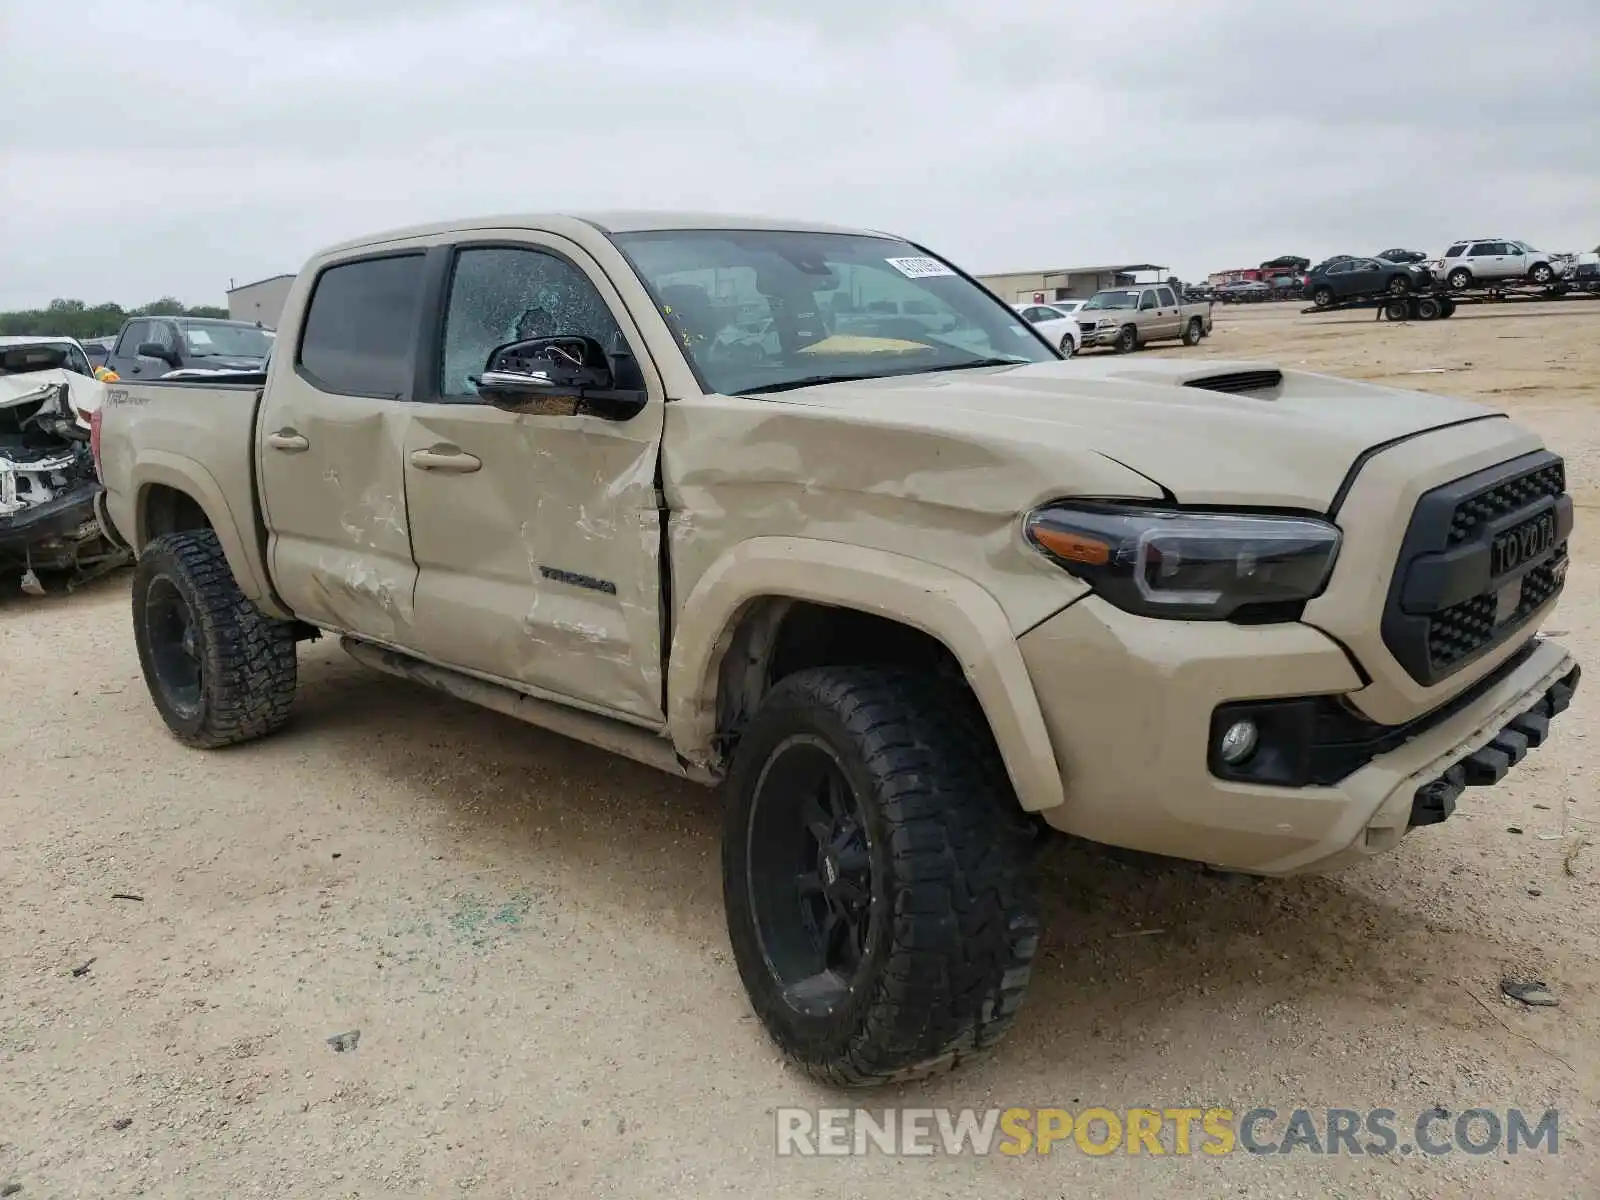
[402,235,669,723]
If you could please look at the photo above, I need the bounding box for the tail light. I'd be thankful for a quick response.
[89,407,104,479]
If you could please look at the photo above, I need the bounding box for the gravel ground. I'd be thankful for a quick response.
[2,298,1596,1198]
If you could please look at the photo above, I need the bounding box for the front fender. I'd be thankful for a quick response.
[667,536,1067,813]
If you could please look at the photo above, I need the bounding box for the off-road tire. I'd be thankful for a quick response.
[1447,268,1472,290]
[132,530,298,748]
[722,666,1041,1087]
[1181,317,1203,346]
[1115,325,1138,353]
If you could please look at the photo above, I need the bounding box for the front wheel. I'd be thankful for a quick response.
[1059,334,1076,358]
[1447,268,1472,290]
[1181,317,1203,346]
[1388,274,1411,296]
[1115,325,1138,353]
[722,667,1040,1087]
[1530,263,1554,285]
[131,530,298,748]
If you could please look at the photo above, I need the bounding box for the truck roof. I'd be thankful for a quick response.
[315,210,891,257]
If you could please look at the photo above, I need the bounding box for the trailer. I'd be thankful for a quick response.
[1301,278,1592,321]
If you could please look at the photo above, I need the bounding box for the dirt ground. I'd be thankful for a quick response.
[2,298,1597,1199]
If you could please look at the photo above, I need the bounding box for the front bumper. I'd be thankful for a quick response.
[0,482,104,566]
[1018,596,1578,875]
[1082,325,1124,346]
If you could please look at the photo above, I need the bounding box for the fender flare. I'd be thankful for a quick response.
[130,451,278,611]
[667,536,1067,813]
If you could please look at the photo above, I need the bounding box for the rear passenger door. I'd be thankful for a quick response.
[401,236,668,723]
[1155,287,1181,337]
[256,252,427,643]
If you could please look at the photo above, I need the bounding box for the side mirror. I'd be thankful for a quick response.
[470,334,647,421]
[137,341,177,364]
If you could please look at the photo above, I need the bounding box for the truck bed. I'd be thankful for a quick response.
[98,378,280,610]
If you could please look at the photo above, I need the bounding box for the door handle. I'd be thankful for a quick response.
[409,446,482,473]
[266,430,310,452]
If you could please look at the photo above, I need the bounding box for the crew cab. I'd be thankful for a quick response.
[105,315,275,381]
[96,211,1580,1088]
[1076,284,1213,351]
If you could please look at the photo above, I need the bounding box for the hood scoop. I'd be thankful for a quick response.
[1182,369,1283,396]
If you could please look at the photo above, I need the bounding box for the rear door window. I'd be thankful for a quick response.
[1157,287,1177,307]
[298,253,427,398]
[1444,243,1468,258]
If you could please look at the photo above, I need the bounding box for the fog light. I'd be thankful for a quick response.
[1218,719,1259,764]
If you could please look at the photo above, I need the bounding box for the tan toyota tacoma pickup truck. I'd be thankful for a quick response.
[95,212,1580,1087]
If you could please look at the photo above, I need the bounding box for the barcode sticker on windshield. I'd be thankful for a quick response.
[886,256,956,279]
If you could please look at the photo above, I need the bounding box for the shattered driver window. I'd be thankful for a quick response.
[441,247,627,398]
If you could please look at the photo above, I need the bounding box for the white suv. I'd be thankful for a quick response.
[1437,239,1562,289]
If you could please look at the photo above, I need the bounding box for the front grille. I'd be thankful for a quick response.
[1428,557,1564,671]
[1183,370,1283,395]
[1382,451,1571,686]
[1446,461,1565,545]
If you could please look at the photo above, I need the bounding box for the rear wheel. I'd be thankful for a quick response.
[1385,299,1410,321]
[131,530,298,748]
[1181,317,1203,346]
[1312,286,1334,308]
[1059,334,1076,358]
[1416,296,1442,320]
[1439,297,1457,317]
[722,667,1040,1087]
[1115,325,1138,353]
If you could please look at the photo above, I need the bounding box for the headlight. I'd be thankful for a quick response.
[1024,502,1341,620]
[1096,318,1118,327]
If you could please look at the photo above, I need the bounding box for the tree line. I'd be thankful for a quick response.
[0,297,230,342]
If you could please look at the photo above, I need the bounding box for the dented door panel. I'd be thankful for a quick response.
[258,386,419,641]
[404,404,665,722]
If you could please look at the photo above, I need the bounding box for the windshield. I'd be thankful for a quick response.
[179,323,272,358]
[1083,289,1140,310]
[609,229,1055,396]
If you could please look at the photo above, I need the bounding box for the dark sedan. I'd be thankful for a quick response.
[1375,248,1429,265]
[1306,257,1430,308]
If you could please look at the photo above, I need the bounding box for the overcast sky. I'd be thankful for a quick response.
[3,0,1596,309]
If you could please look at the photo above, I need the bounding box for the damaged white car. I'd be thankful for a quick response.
[0,336,129,593]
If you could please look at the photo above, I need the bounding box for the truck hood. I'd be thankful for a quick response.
[752,357,1499,510]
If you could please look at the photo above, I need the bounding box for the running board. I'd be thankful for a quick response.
[339,636,716,785]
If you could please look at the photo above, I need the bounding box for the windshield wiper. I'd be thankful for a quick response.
[740,359,1024,396]
[934,357,1028,372]
[740,373,894,395]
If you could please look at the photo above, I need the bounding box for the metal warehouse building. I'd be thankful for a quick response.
[226,273,295,330]
[977,263,1167,304]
